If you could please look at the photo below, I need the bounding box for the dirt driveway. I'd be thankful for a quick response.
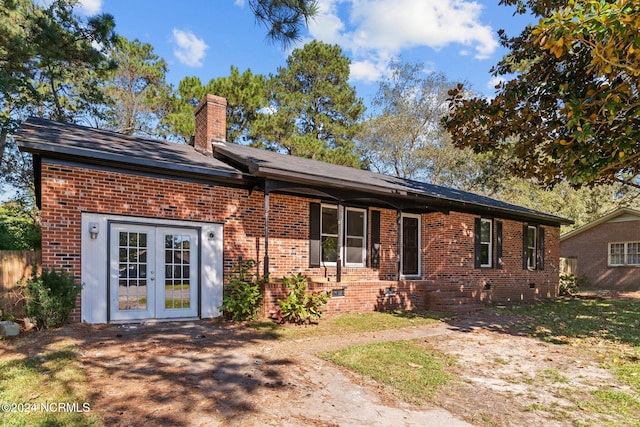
[5,307,633,426]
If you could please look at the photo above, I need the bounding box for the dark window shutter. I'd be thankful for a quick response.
[474,218,482,269]
[371,210,381,268]
[309,203,321,267]
[538,226,545,270]
[495,221,503,269]
[522,223,529,270]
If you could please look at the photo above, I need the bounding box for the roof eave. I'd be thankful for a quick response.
[18,139,248,184]
[255,168,570,226]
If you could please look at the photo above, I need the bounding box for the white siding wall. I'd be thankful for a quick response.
[81,213,223,324]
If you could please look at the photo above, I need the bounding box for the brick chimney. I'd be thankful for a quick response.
[194,94,227,154]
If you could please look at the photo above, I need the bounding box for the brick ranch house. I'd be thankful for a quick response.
[561,208,640,291]
[16,95,571,324]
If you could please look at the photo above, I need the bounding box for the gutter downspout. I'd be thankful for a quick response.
[397,209,402,280]
[337,200,342,283]
[263,180,270,279]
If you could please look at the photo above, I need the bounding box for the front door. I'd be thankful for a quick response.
[401,214,420,276]
[109,224,199,321]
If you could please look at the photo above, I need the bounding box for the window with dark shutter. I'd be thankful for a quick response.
[475,218,492,268]
[523,224,538,270]
[371,210,380,268]
[309,203,321,267]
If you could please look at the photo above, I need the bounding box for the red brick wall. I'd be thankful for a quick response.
[421,212,559,304]
[40,162,386,320]
[561,220,640,290]
[40,161,561,321]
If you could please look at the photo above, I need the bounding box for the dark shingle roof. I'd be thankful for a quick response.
[213,143,572,225]
[16,117,244,181]
[15,117,571,226]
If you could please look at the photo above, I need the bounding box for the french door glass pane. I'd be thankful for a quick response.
[164,234,192,309]
[118,231,148,310]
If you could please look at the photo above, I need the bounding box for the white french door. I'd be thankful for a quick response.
[109,224,199,321]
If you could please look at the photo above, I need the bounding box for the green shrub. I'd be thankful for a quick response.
[559,273,592,296]
[220,259,263,321]
[559,274,580,296]
[277,273,330,324]
[21,268,81,329]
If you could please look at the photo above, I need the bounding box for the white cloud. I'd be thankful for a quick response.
[78,0,102,15]
[310,0,499,82]
[350,59,385,83]
[172,29,208,67]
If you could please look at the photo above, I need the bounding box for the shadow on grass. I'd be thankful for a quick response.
[1,319,293,426]
[434,296,640,348]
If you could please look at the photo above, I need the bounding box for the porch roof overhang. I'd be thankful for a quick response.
[214,143,572,227]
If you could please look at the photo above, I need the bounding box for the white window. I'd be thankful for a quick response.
[320,205,367,266]
[345,207,366,266]
[526,226,537,270]
[480,219,492,267]
[321,206,338,263]
[627,242,640,265]
[608,242,640,266]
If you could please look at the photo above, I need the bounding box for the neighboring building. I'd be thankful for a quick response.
[561,208,640,291]
[16,95,571,324]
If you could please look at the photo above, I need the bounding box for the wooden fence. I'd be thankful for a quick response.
[0,250,42,318]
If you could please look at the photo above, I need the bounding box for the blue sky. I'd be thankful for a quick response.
[75,0,535,109]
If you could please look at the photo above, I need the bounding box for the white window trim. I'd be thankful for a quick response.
[344,207,367,267]
[400,213,422,278]
[527,225,537,270]
[608,241,640,267]
[320,204,367,268]
[320,204,338,266]
[480,218,493,268]
[628,242,640,266]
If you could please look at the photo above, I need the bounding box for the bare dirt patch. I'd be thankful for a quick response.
[2,306,636,426]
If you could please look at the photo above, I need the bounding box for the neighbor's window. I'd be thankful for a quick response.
[480,219,492,267]
[608,242,640,266]
[526,226,537,269]
[628,242,640,265]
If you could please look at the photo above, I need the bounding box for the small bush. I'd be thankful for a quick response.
[559,274,592,296]
[559,274,580,296]
[21,268,81,329]
[220,259,263,321]
[276,273,330,324]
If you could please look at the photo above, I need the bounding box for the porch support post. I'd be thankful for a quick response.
[263,181,270,279]
[397,209,402,280]
[336,200,342,283]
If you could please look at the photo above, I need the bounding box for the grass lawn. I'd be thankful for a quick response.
[506,297,640,425]
[2,298,638,426]
[250,309,443,340]
[0,338,100,427]
[323,340,454,403]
